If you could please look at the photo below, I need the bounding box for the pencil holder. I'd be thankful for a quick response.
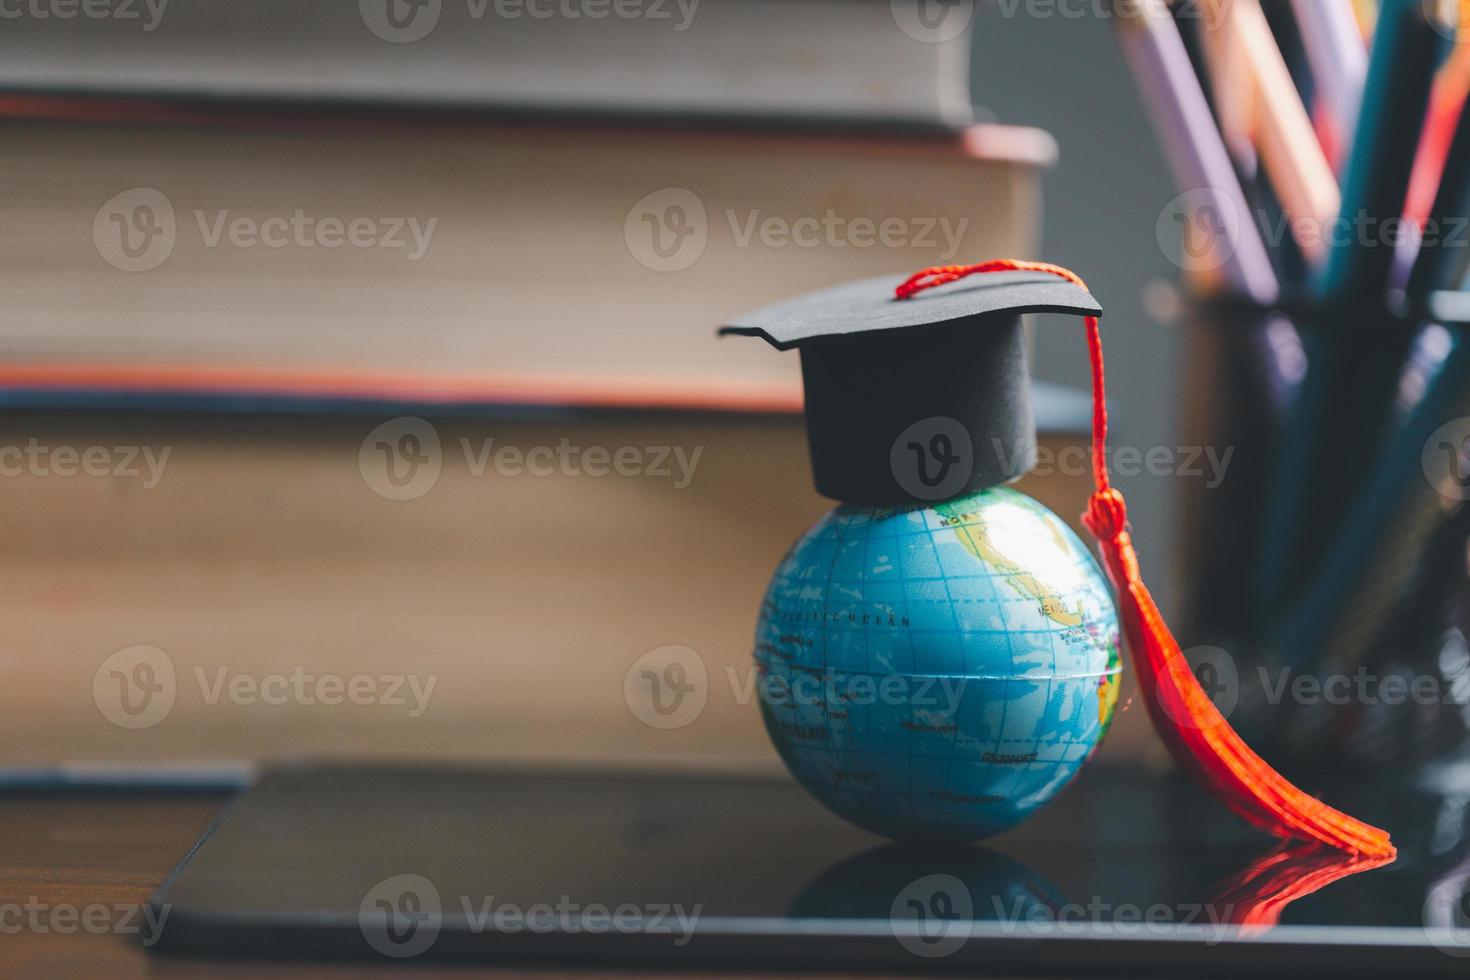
[1173,296,1297,648]
[1175,294,1470,780]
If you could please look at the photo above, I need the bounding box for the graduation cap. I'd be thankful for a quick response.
[719,258,1396,860]
[720,269,1101,506]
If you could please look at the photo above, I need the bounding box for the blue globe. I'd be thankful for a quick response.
[755,486,1121,842]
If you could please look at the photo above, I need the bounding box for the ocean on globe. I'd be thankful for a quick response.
[755,486,1121,842]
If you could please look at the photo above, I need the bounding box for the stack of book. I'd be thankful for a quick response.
[0,0,1106,777]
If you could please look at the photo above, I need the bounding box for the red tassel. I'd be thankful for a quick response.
[895,260,1395,859]
[1208,842,1395,933]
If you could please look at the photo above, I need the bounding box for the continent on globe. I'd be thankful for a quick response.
[754,486,1121,843]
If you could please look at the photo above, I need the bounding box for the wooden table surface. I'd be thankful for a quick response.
[0,790,921,979]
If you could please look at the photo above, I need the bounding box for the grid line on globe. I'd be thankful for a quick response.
[754,487,1122,841]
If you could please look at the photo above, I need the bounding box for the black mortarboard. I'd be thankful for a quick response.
[720,269,1101,506]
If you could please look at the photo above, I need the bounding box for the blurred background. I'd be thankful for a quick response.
[972,9,1180,590]
[4,0,1469,790]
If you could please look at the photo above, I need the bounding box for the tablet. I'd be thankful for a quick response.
[148,762,1468,974]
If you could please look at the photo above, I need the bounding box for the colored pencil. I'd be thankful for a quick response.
[1202,0,1341,268]
[1113,0,1279,304]
[1271,313,1470,669]
[1254,0,1449,621]
[1408,81,1470,296]
[1289,0,1369,173]
[1279,86,1470,666]
[1400,42,1470,289]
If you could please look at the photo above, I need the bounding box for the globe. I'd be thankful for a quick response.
[755,486,1121,842]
